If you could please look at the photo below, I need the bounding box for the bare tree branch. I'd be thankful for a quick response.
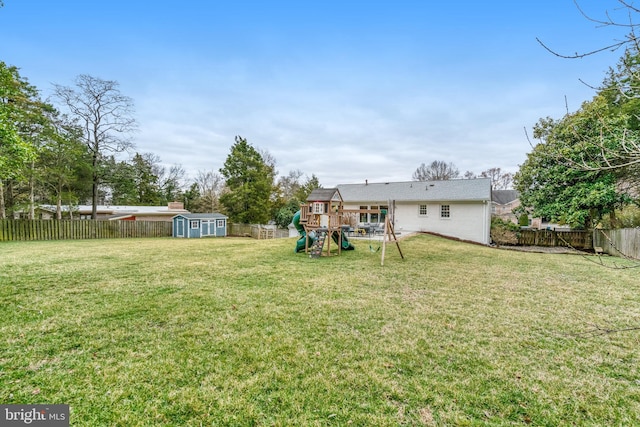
[53,75,137,218]
[567,322,640,337]
[536,1,640,59]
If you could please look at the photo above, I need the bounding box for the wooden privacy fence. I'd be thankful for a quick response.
[0,219,172,241]
[593,228,640,259]
[517,229,593,249]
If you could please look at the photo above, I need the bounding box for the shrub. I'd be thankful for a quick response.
[490,217,520,245]
[518,213,529,227]
[599,205,640,228]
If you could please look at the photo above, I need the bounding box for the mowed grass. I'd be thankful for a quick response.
[1,234,639,426]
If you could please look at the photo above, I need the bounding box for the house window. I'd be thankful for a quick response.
[313,202,324,214]
[419,205,427,216]
[370,205,379,223]
[440,205,450,218]
[216,219,225,228]
[190,220,199,229]
[359,206,368,223]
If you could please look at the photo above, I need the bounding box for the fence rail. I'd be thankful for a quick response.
[0,219,172,241]
[517,229,593,249]
[228,223,288,239]
[593,228,640,260]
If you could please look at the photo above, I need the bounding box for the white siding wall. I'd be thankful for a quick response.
[344,201,491,244]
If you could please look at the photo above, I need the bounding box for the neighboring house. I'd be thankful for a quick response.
[36,202,189,221]
[491,190,520,224]
[172,213,228,238]
[491,191,569,230]
[336,178,492,245]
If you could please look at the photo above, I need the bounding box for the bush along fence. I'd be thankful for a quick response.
[0,219,172,241]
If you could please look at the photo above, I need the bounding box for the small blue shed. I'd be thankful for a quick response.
[172,213,228,238]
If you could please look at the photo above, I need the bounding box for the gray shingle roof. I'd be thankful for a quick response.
[337,179,491,202]
[306,188,342,202]
[491,190,520,205]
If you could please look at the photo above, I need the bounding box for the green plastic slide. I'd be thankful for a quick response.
[292,210,354,252]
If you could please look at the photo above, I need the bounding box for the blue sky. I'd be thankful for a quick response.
[0,1,632,186]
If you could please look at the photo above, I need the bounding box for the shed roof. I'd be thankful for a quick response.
[173,213,228,220]
[337,178,492,203]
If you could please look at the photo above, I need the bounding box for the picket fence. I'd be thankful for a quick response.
[0,219,172,241]
[228,223,289,239]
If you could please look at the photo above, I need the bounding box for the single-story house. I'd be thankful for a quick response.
[172,213,228,238]
[35,202,189,221]
[336,178,492,245]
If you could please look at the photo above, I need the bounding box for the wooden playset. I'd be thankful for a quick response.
[294,188,404,264]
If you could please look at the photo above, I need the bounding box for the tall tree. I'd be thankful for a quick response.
[53,75,136,219]
[0,62,39,218]
[295,174,320,202]
[182,182,201,212]
[412,161,460,181]
[515,96,633,228]
[480,167,513,190]
[536,4,640,185]
[277,169,304,201]
[158,164,186,204]
[193,170,224,213]
[273,171,321,228]
[103,153,167,205]
[219,136,275,223]
[21,102,60,219]
[130,153,162,204]
[37,111,87,218]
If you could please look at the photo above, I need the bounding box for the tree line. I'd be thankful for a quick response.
[2,59,516,228]
[412,160,514,190]
[0,65,323,226]
[514,1,640,229]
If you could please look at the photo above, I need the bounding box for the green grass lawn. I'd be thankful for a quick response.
[1,234,639,426]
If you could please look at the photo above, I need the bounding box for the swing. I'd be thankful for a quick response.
[368,225,381,253]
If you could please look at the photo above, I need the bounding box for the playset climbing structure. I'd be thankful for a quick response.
[293,188,354,257]
[292,188,404,264]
